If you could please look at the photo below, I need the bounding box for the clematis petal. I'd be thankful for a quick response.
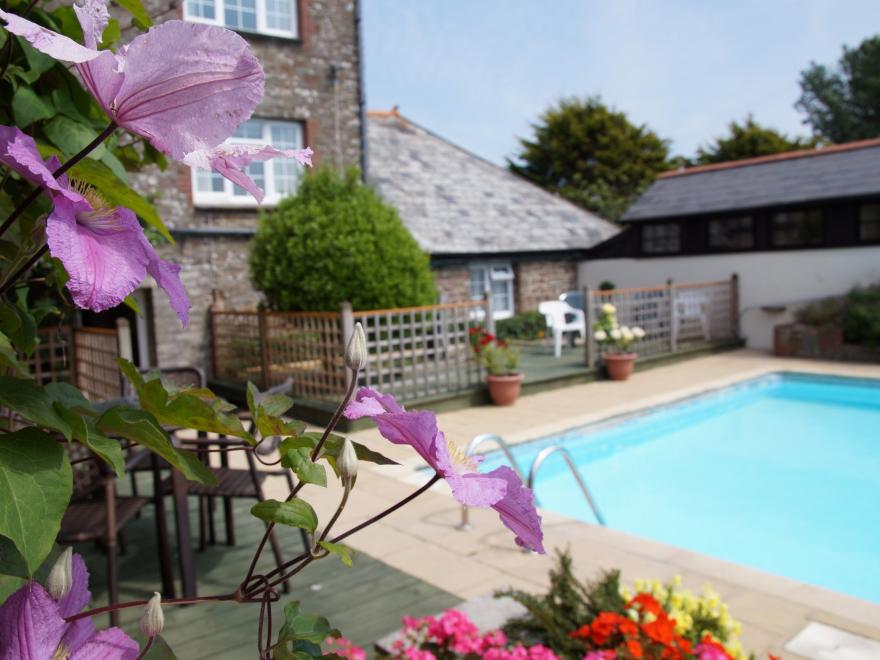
[446,470,508,508]
[0,582,67,660]
[46,199,148,313]
[62,618,97,657]
[111,21,264,159]
[184,145,312,204]
[344,387,406,419]
[0,8,103,63]
[73,0,109,49]
[488,466,545,553]
[70,627,139,660]
[138,233,191,327]
[375,411,441,470]
[0,126,81,203]
[77,50,124,113]
[57,553,91,618]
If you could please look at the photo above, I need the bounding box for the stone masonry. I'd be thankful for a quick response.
[514,260,577,313]
[433,265,471,304]
[131,0,364,369]
[434,259,578,317]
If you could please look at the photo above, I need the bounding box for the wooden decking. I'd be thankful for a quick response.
[74,498,460,658]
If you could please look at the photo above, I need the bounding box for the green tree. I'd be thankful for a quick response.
[695,116,818,164]
[796,35,880,142]
[508,97,670,221]
[250,166,437,311]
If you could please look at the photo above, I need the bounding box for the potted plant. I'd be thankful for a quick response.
[593,303,645,381]
[471,326,523,405]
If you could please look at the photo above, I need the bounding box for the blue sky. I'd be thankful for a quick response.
[362,1,880,165]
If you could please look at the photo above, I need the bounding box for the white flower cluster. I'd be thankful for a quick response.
[593,302,645,349]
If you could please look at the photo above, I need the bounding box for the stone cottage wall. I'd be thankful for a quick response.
[433,265,471,304]
[132,0,364,370]
[514,260,577,312]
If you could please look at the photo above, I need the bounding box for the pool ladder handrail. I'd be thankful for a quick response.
[528,445,606,527]
[457,433,526,530]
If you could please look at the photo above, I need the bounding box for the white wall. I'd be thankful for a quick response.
[578,246,880,349]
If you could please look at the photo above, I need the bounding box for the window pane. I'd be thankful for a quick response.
[270,123,299,148]
[469,268,486,300]
[232,120,262,140]
[490,278,512,313]
[265,0,293,32]
[859,204,880,242]
[233,162,264,196]
[269,122,303,199]
[708,216,753,250]
[642,223,681,254]
[771,210,823,247]
[196,169,224,192]
[224,0,257,29]
[186,0,215,19]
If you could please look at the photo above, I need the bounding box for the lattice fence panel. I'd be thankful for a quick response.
[354,301,485,401]
[73,327,121,401]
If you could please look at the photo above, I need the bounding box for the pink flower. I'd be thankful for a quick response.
[0,552,138,659]
[323,636,366,660]
[0,0,264,161]
[345,388,544,552]
[184,144,313,204]
[0,126,190,324]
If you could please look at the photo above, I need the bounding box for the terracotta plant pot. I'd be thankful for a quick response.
[603,352,637,381]
[486,373,524,406]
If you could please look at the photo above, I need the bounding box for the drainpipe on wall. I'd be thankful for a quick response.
[354,0,368,181]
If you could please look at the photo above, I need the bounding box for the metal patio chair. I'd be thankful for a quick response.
[59,443,173,626]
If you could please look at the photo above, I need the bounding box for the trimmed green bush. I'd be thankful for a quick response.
[250,167,437,311]
[795,283,880,346]
[496,311,547,341]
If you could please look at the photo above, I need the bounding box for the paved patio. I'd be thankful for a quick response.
[259,349,880,659]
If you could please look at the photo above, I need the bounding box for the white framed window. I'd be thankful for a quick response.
[184,0,297,39]
[469,262,515,319]
[192,119,306,208]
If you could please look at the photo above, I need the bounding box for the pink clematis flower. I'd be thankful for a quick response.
[345,388,545,553]
[183,144,313,204]
[0,552,139,659]
[0,0,264,160]
[0,126,191,324]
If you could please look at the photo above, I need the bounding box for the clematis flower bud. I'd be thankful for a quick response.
[337,437,358,486]
[344,323,368,371]
[140,592,164,638]
[46,547,73,601]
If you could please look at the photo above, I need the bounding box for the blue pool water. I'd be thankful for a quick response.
[479,373,880,603]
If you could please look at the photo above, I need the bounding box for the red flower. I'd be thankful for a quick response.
[569,624,591,640]
[589,612,621,646]
[641,613,675,646]
[618,618,638,638]
[627,593,663,617]
[625,638,644,659]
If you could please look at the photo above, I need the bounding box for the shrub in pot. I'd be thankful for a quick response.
[471,327,523,405]
[593,303,645,381]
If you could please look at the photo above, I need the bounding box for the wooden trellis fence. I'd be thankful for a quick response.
[211,299,490,402]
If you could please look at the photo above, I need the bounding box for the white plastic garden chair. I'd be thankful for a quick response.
[672,290,711,341]
[538,300,585,358]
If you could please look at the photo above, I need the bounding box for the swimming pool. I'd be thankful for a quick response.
[479,372,880,603]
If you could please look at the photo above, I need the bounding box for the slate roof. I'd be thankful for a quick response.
[623,138,880,222]
[366,111,618,255]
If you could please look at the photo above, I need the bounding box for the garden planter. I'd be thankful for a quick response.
[486,373,524,406]
[603,352,637,381]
